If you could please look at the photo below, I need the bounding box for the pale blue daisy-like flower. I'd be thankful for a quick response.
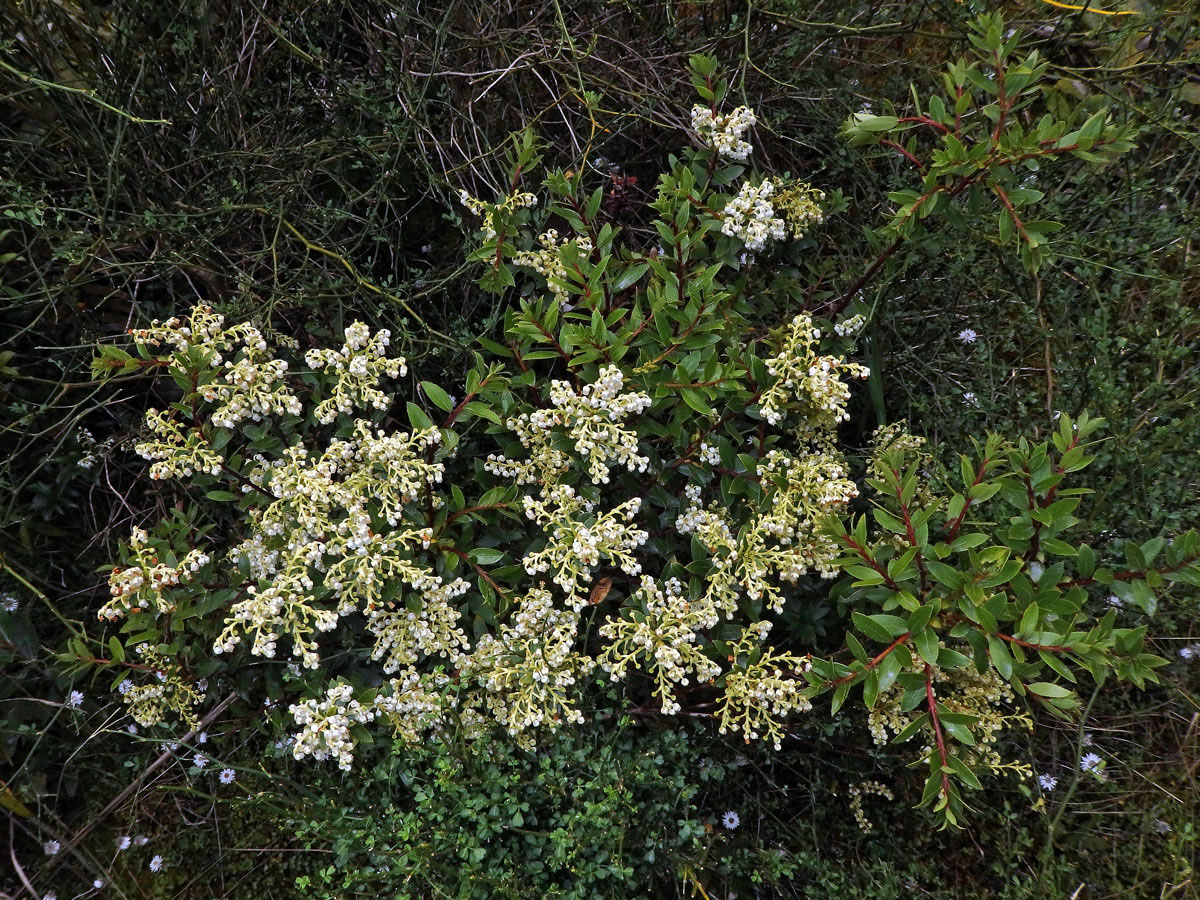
[149,855,164,873]
[44,840,61,856]
[958,328,978,344]
[1038,774,1057,791]
[219,768,236,784]
[193,753,208,769]
[67,690,85,708]
[721,810,740,830]
[1080,752,1103,773]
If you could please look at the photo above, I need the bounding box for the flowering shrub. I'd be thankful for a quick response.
[82,20,1200,829]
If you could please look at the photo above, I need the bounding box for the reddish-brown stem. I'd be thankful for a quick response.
[891,466,929,593]
[925,664,952,801]
[443,503,511,526]
[991,183,1032,246]
[838,530,903,592]
[898,115,951,135]
[827,633,912,687]
[881,138,926,171]
[943,455,994,541]
[993,631,1071,653]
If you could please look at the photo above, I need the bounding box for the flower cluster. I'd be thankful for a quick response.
[76,427,117,470]
[678,450,856,616]
[215,422,458,670]
[717,623,811,749]
[102,527,210,621]
[136,409,225,481]
[132,305,303,430]
[758,313,870,429]
[521,485,647,609]
[205,343,300,429]
[772,182,827,240]
[512,229,594,310]
[486,364,652,485]
[848,780,895,834]
[691,104,756,160]
[599,576,721,715]
[119,645,202,729]
[463,588,594,736]
[834,313,866,338]
[304,322,407,424]
[371,668,456,744]
[867,660,1032,779]
[130,305,235,357]
[720,179,786,252]
[458,188,538,240]
[290,682,376,771]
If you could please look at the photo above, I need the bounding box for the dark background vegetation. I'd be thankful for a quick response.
[1,1,1197,898]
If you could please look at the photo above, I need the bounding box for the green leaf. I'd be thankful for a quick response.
[925,560,963,589]
[407,402,434,430]
[421,381,455,412]
[1026,682,1072,699]
[987,635,1013,679]
[852,611,895,645]
[612,263,649,293]
[858,114,900,132]
[915,628,940,666]
[469,548,505,565]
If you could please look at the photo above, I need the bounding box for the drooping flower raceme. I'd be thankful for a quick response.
[304,322,407,424]
[758,313,870,429]
[720,179,786,252]
[599,576,722,715]
[486,364,652,486]
[691,104,757,160]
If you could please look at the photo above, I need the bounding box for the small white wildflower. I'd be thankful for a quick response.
[43,893,57,900]
[193,753,208,769]
[67,690,84,708]
[117,679,132,694]
[149,855,164,873]
[93,878,105,890]
[135,835,149,846]
[1,594,17,612]
[722,810,740,830]
[962,391,977,405]
[116,835,131,851]
[1107,594,1123,608]
[1080,752,1103,773]
[219,768,236,784]
[1081,732,1094,747]
[44,840,61,856]
[1180,644,1199,659]
[126,724,138,735]
[1154,819,1172,834]
[1038,774,1057,791]
[958,328,978,344]
[196,731,208,744]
